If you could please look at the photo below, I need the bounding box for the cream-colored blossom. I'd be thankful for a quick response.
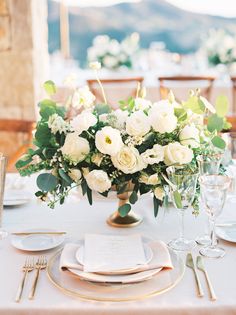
[85,170,111,193]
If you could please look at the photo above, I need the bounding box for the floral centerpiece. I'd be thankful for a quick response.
[16,62,230,221]
[87,33,140,70]
[203,29,236,66]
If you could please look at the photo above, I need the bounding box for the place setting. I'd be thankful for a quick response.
[46,233,185,302]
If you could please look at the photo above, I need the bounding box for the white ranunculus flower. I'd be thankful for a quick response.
[61,132,90,164]
[141,144,165,165]
[103,55,119,69]
[112,109,128,130]
[126,111,151,137]
[164,142,193,166]
[179,124,200,148]
[70,111,97,135]
[69,169,82,183]
[154,187,165,201]
[95,126,123,156]
[134,98,152,110]
[111,146,146,174]
[48,114,70,134]
[71,86,96,109]
[85,170,111,193]
[149,101,177,134]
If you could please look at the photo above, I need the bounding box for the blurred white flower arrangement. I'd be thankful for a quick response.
[203,29,236,66]
[87,33,140,70]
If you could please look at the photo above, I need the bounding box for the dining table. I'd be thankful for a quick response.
[1,174,236,315]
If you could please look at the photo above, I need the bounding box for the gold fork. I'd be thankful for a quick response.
[15,257,34,303]
[29,256,47,300]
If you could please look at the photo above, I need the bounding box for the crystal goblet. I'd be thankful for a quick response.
[199,175,231,258]
[196,153,223,245]
[167,166,199,251]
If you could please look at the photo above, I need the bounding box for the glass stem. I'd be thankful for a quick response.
[210,218,216,247]
[180,210,185,240]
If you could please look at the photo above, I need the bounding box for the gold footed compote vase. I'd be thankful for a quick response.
[107,190,143,228]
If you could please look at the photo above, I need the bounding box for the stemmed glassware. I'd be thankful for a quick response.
[167,166,199,251]
[199,175,231,258]
[0,155,7,240]
[196,153,223,245]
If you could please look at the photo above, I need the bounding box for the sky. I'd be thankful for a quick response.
[166,0,236,18]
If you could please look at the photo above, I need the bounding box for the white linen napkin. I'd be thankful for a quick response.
[59,240,173,273]
[83,234,146,272]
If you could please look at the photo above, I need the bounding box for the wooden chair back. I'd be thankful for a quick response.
[87,77,144,107]
[0,119,35,171]
[230,77,236,114]
[158,76,215,101]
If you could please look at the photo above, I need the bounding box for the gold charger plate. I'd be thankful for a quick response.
[46,247,185,302]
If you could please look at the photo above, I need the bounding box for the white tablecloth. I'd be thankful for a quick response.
[1,176,236,315]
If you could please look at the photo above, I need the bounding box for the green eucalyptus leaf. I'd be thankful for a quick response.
[223,120,232,130]
[39,99,57,119]
[129,191,138,204]
[58,169,73,184]
[35,123,52,146]
[207,114,224,132]
[173,190,182,209]
[183,96,204,114]
[174,108,187,121]
[215,95,229,117]
[118,203,131,217]
[211,136,226,149]
[43,80,57,96]
[36,173,58,192]
[153,196,161,217]
[15,156,32,169]
[95,103,111,115]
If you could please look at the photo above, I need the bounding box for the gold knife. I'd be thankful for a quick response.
[11,232,66,236]
[197,256,217,301]
[186,253,204,297]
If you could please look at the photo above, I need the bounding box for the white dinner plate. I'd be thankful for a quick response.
[4,189,32,207]
[75,242,153,275]
[216,223,236,243]
[11,229,65,251]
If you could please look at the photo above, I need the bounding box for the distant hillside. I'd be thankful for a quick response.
[47,0,236,66]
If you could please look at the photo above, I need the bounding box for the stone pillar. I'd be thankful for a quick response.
[0,0,49,158]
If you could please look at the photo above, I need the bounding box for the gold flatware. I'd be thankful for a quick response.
[29,256,47,300]
[196,256,217,301]
[12,232,66,236]
[15,257,34,303]
[186,253,204,297]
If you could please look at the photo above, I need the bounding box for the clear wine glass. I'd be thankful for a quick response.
[167,166,199,251]
[196,153,223,245]
[199,175,231,258]
[0,156,7,240]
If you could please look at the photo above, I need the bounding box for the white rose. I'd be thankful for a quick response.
[112,146,146,174]
[61,132,90,164]
[69,169,82,183]
[141,144,165,165]
[72,86,95,109]
[149,101,177,134]
[95,126,123,156]
[154,187,165,201]
[134,98,152,110]
[179,124,200,148]
[85,170,111,193]
[164,142,193,166]
[112,109,128,130]
[126,111,151,137]
[71,111,97,135]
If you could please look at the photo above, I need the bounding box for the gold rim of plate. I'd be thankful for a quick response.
[46,248,185,302]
